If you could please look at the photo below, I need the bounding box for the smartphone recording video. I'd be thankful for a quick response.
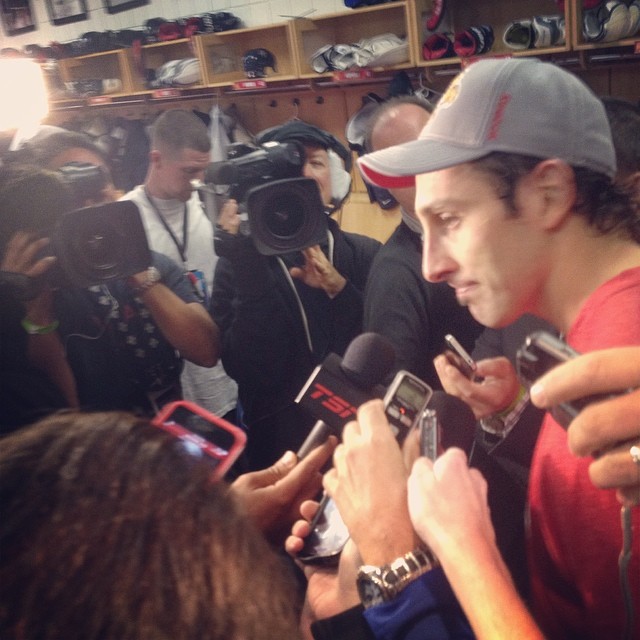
[152,401,246,481]
[444,334,479,381]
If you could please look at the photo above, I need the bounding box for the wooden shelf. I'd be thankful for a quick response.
[48,0,639,110]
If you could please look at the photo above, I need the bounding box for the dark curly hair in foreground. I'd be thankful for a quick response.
[0,411,301,640]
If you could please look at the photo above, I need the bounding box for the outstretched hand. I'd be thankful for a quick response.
[231,436,337,545]
[289,246,347,298]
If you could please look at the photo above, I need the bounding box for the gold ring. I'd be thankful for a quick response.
[631,445,640,466]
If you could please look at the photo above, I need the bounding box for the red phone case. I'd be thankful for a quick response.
[152,400,246,481]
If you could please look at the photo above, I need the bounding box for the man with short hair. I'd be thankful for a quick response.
[122,109,238,422]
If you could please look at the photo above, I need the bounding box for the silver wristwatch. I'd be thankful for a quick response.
[356,547,439,609]
[129,266,161,296]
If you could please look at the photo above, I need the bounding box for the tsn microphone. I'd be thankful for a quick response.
[295,332,396,458]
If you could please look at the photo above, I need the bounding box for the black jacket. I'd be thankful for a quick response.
[364,221,482,390]
[211,218,380,469]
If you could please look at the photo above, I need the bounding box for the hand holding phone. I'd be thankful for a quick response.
[297,370,433,565]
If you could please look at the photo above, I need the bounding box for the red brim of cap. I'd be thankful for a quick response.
[358,159,416,189]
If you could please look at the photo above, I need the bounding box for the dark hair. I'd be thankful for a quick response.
[256,120,352,171]
[0,411,301,640]
[151,109,211,156]
[600,96,640,179]
[17,129,111,171]
[363,95,433,153]
[0,164,74,258]
[470,152,640,243]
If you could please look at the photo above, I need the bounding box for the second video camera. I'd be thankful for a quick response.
[206,141,327,256]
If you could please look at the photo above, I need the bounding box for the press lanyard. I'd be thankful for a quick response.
[144,188,189,265]
[143,188,209,305]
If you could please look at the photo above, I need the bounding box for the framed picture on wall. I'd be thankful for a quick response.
[0,0,36,36]
[46,0,87,26]
[103,0,148,15]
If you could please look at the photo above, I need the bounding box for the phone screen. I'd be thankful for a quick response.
[297,494,350,565]
[152,401,246,480]
[444,334,477,380]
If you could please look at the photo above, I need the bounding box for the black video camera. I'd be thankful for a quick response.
[50,200,151,289]
[206,141,327,256]
[1,200,151,301]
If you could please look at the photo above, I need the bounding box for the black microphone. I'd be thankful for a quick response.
[295,332,396,458]
[427,390,477,455]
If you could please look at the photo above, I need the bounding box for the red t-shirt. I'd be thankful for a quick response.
[528,267,640,639]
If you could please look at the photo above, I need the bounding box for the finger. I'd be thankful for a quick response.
[434,355,478,401]
[285,533,305,556]
[567,390,640,457]
[300,499,321,521]
[272,439,335,502]
[241,451,297,490]
[617,486,640,507]
[587,441,640,490]
[530,348,640,408]
[409,455,435,487]
[402,427,421,471]
[341,418,362,445]
[431,447,468,482]
[323,467,338,496]
[355,399,390,440]
[27,255,57,279]
[289,267,303,280]
[291,517,313,538]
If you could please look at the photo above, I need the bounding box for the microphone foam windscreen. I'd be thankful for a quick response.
[340,332,396,390]
[428,390,477,454]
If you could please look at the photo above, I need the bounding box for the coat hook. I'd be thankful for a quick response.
[315,96,324,105]
[269,99,278,108]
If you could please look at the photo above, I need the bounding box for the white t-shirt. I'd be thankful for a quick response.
[121,186,237,416]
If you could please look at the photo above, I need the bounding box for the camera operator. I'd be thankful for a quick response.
[0,166,79,429]
[211,121,381,471]
[0,140,217,427]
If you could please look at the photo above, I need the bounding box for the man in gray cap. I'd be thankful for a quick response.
[337,58,640,639]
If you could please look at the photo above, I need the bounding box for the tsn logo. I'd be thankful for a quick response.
[310,383,358,419]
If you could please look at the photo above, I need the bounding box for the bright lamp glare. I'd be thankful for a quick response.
[0,58,48,132]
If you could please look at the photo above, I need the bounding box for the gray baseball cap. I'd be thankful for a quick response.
[358,57,616,189]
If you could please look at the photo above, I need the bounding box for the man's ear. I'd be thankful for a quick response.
[529,159,577,231]
[149,149,161,166]
[619,171,640,205]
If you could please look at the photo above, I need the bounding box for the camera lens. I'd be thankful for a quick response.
[71,223,120,273]
[53,201,151,288]
[262,192,305,239]
[246,178,327,256]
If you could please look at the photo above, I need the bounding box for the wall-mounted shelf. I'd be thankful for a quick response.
[46,0,638,111]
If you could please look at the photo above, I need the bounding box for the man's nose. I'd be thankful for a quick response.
[422,232,455,283]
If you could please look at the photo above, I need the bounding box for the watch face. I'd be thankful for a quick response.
[148,266,161,283]
[357,572,386,609]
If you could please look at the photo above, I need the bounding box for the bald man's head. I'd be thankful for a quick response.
[368,99,431,214]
